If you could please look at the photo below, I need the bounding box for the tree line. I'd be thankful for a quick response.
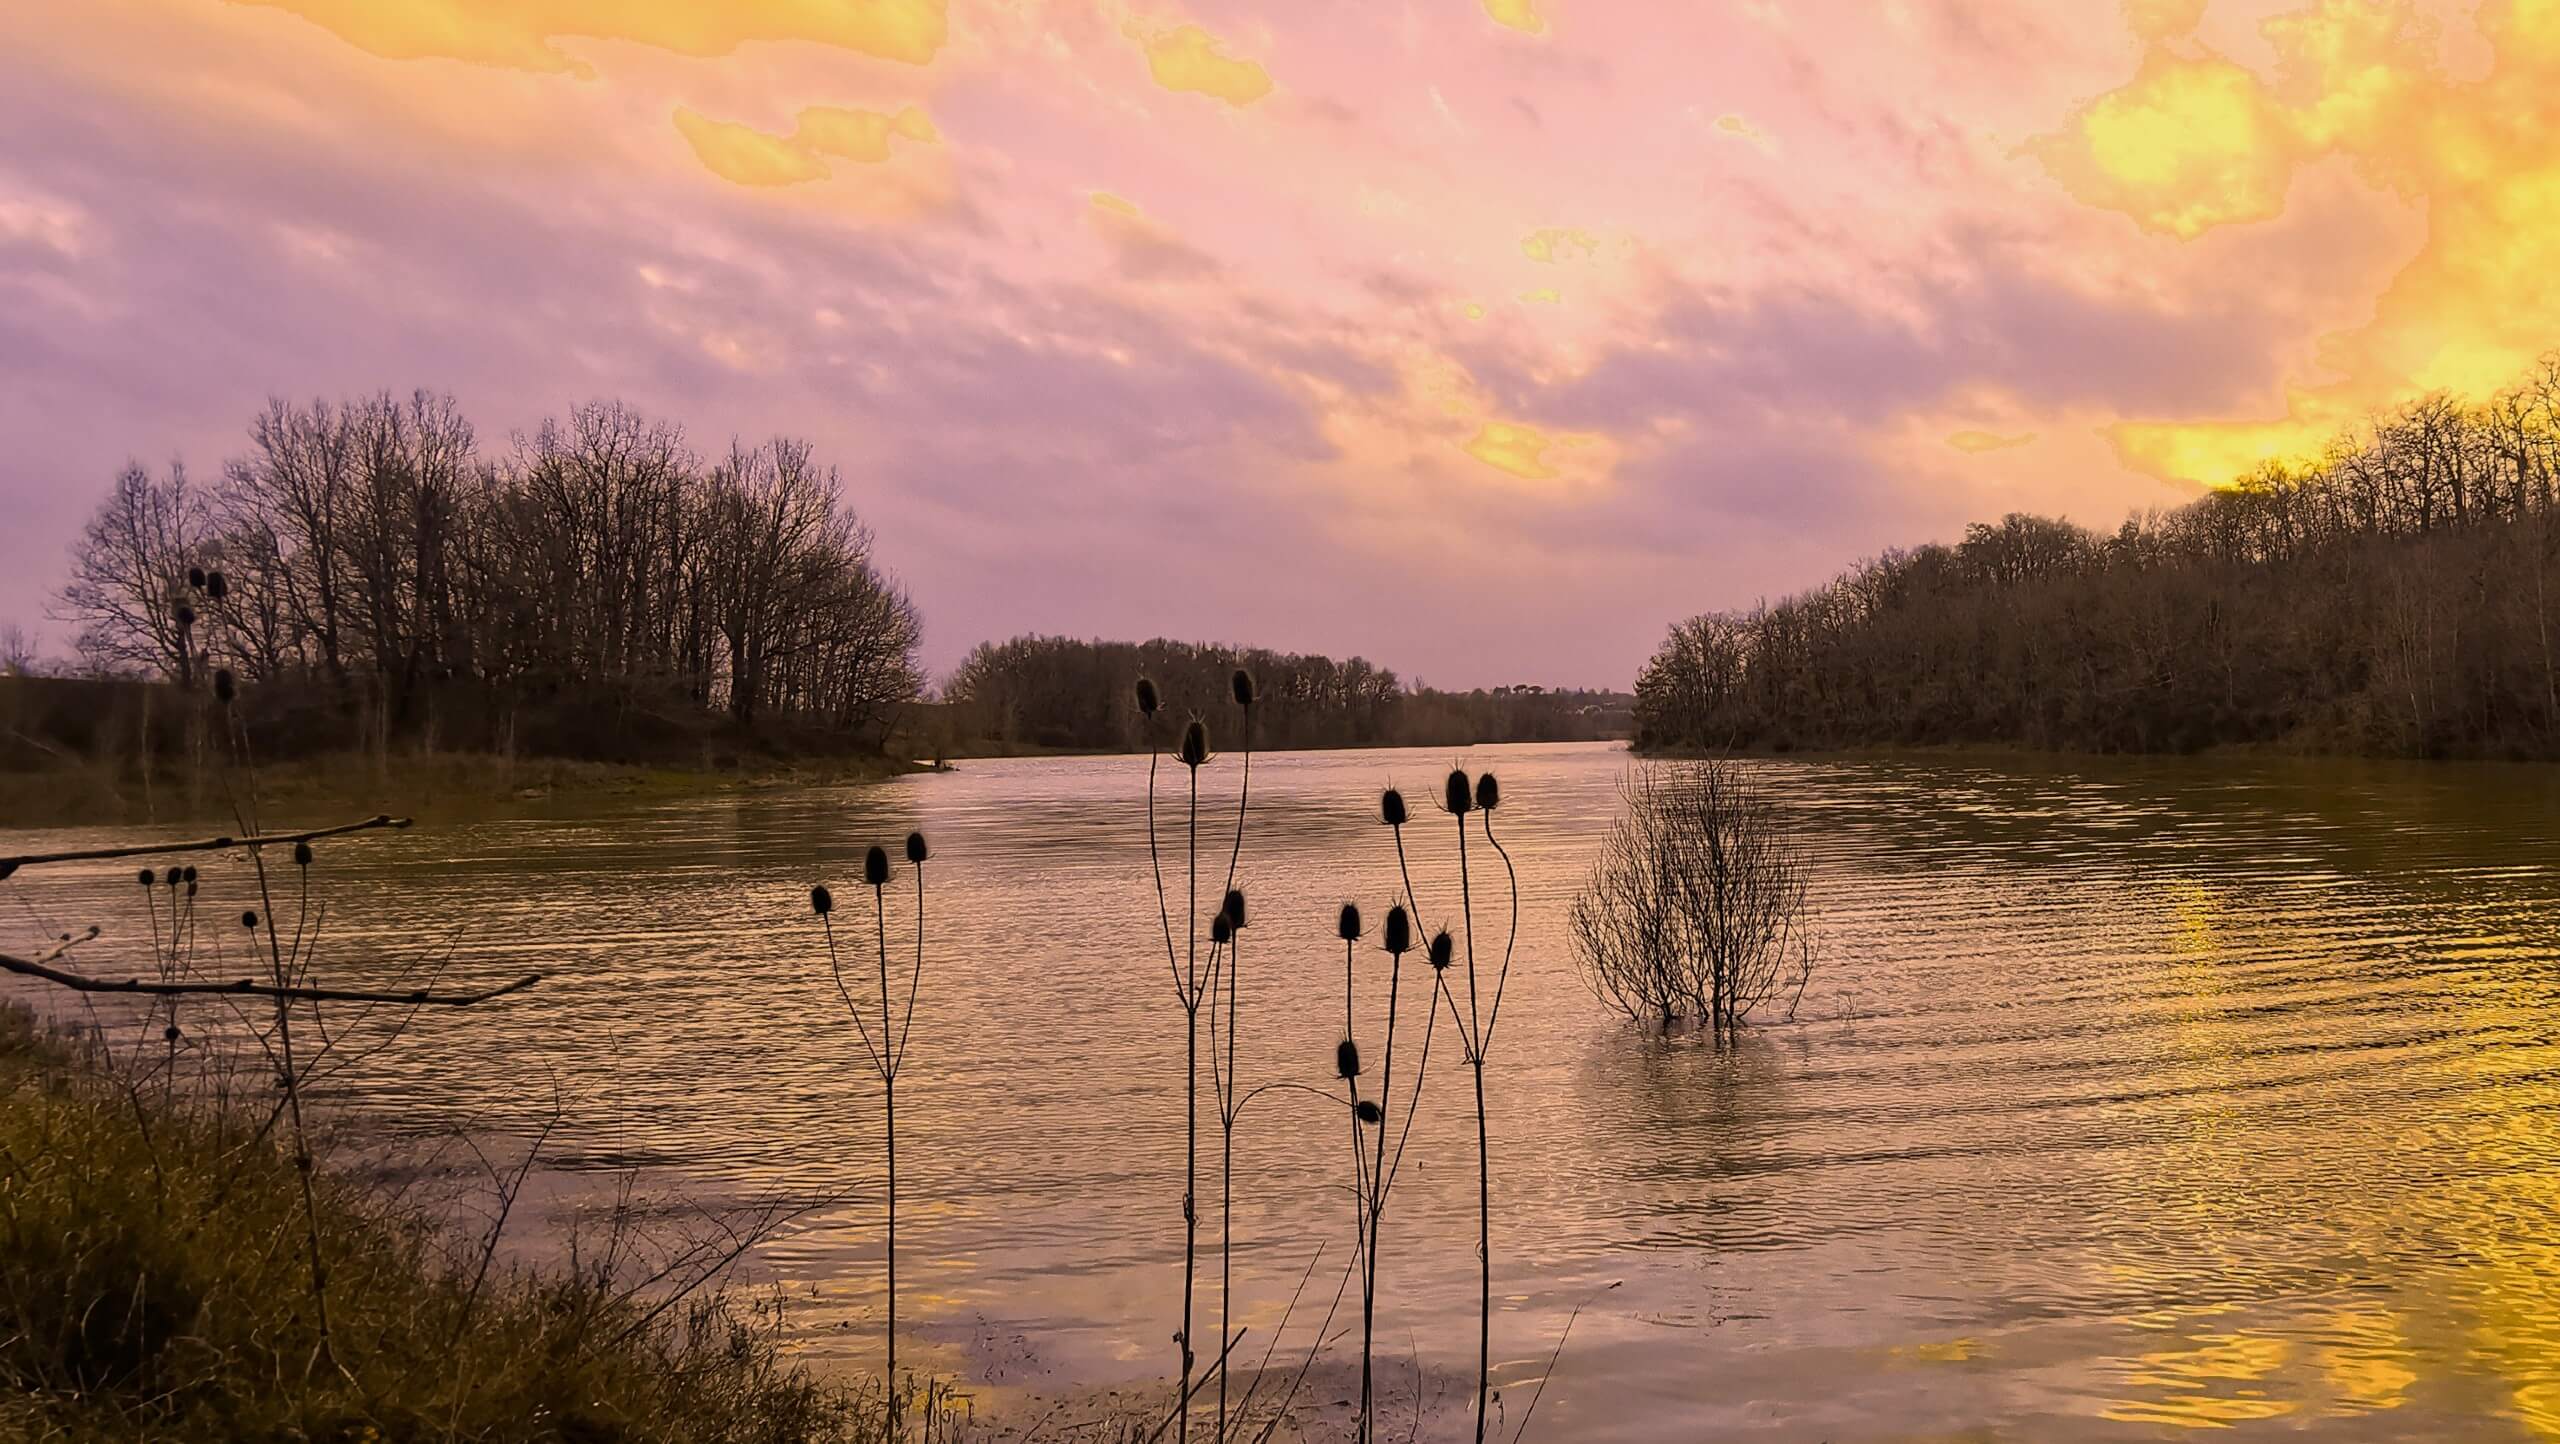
[50,392,923,753]
[943,635,1630,752]
[1636,354,2560,759]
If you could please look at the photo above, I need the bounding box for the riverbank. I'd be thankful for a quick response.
[0,1002,909,1442]
[0,748,929,828]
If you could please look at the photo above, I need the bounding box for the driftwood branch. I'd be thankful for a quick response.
[0,815,412,879]
[0,948,541,1006]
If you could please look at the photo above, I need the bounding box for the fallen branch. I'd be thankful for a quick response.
[0,815,411,878]
[0,948,540,1006]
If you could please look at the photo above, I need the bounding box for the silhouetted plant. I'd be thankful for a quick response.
[1334,898,1440,1444]
[1444,769,1523,1443]
[1205,886,1250,1442]
[1140,666,1255,1443]
[813,831,932,1437]
[1356,770,1523,1442]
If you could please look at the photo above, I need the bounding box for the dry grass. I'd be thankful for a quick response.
[0,1004,924,1444]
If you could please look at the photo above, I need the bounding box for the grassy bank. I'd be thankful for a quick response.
[0,1003,904,1443]
[0,748,926,828]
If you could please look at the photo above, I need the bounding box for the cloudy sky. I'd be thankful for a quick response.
[5,0,2556,688]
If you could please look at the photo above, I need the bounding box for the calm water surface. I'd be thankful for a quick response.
[8,741,2560,1440]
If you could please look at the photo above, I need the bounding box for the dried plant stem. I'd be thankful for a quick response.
[1215,712,1249,1444]
[1455,810,1490,1442]
[1180,764,1199,1444]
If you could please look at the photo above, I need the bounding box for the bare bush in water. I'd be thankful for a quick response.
[1570,759,1815,1034]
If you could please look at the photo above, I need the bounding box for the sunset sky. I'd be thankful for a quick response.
[6,0,2559,688]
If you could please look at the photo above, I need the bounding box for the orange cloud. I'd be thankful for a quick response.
[1465,422,1559,479]
[797,105,939,163]
[2028,49,2305,239]
[674,107,829,186]
[231,0,949,75]
[1128,21,1273,106]
[2051,0,2560,484]
[674,103,936,187]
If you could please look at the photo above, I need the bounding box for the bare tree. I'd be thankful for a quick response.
[54,463,208,678]
[0,623,36,676]
[1570,760,1814,1034]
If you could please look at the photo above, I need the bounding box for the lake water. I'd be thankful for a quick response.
[7,741,2560,1441]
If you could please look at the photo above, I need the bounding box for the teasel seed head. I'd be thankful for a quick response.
[810,885,833,916]
[164,1024,181,1043]
[1429,929,1454,970]
[213,669,236,704]
[188,566,207,591]
[1336,1038,1361,1080]
[175,603,195,630]
[1230,668,1256,707]
[240,910,259,930]
[293,841,313,867]
[1222,888,1247,930]
[1475,773,1501,812]
[1380,788,1408,828]
[1445,768,1474,816]
[864,846,891,888]
[182,866,197,884]
[1381,905,1412,955]
[905,831,929,865]
[1134,676,1161,717]
[1355,1099,1383,1125]
[165,870,178,888]
[206,571,228,601]
[137,868,156,887]
[1178,719,1209,769]
[1337,902,1362,942]
[1211,914,1233,946]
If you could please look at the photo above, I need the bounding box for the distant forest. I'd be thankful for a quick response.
[14,391,1624,771]
[941,636,1632,752]
[39,392,922,760]
[1637,355,2560,760]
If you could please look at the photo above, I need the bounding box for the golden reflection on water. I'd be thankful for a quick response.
[5,744,2560,1441]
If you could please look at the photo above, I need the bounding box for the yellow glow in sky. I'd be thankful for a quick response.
[675,104,936,187]
[1465,421,1559,479]
[234,0,948,74]
[1483,0,1546,36]
[2055,0,2560,485]
[1130,22,1273,107]
[1520,227,1597,263]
